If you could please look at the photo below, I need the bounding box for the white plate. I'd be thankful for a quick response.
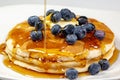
[0,4,120,80]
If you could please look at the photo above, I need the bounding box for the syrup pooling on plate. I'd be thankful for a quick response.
[0,43,6,54]
[3,48,119,78]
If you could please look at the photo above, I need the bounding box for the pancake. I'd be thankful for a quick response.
[3,16,115,73]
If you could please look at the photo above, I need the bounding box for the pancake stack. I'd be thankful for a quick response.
[2,9,115,78]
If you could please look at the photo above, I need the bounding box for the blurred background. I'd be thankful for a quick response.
[0,0,120,11]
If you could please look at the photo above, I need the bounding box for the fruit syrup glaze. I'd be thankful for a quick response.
[0,0,120,79]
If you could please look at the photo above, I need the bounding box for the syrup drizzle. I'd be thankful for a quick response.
[44,0,47,53]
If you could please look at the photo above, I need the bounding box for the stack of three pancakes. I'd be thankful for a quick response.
[4,16,115,74]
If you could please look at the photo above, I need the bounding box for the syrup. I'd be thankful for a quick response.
[3,57,64,78]
[83,31,100,49]
[3,48,119,78]
[0,43,6,54]
[109,48,120,65]
[44,0,47,53]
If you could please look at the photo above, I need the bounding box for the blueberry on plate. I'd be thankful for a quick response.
[51,11,62,23]
[51,24,62,35]
[30,30,43,41]
[60,8,73,21]
[94,30,105,40]
[74,26,87,40]
[65,68,78,80]
[88,63,101,75]
[83,23,95,33]
[77,16,88,25]
[28,16,40,26]
[66,34,77,45]
[98,59,110,70]
[35,20,44,30]
[46,9,55,16]
[63,24,75,34]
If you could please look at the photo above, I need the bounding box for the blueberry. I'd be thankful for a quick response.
[58,30,67,38]
[79,16,88,19]
[30,30,43,41]
[28,16,40,26]
[83,23,95,33]
[51,11,62,23]
[60,8,73,21]
[88,63,101,75]
[74,26,87,40]
[71,12,76,18]
[63,24,75,34]
[46,9,55,16]
[51,24,61,35]
[77,16,88,25]
[35,20,44,30]
[94,30,105,40]
[66,34,77,45]
[65,68,78,80]
[98,59,110,70]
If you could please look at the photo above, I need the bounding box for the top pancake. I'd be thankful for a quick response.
[5,16,115,62]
